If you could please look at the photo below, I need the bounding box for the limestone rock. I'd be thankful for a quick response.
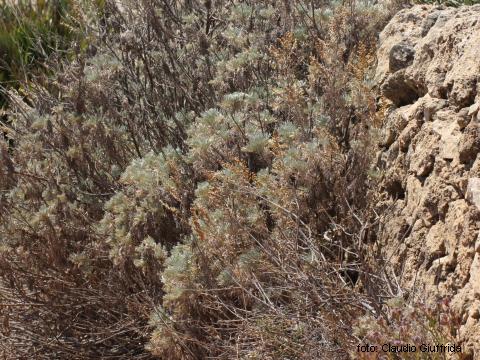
[375,4,480,355]
[467,178,480,211]
[389,43,415,72]
[459,122,480,164]
[376,5,480,106]
[431,117,461,161]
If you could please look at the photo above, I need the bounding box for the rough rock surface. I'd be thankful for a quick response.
[375,4,480,357]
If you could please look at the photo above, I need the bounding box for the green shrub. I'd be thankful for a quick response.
[0,0,406,358]
[0,1,81,106]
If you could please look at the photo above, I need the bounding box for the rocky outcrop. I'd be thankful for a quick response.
[375,4,480,357]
